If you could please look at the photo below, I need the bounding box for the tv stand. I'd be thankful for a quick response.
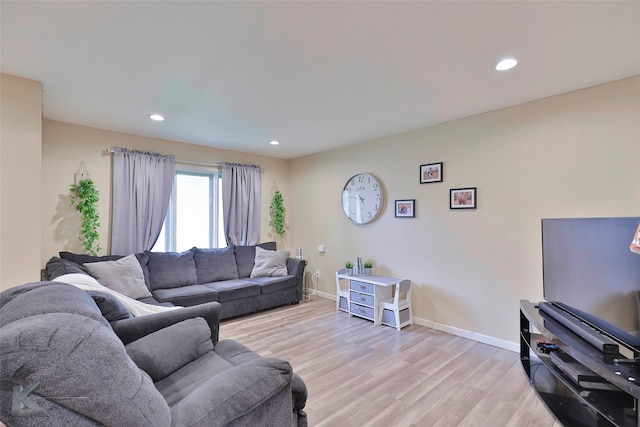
[520,300,640,427]
[614,357,640,368]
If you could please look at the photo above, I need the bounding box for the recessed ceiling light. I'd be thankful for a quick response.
[149,114,165,121]
[269,140,281,145]
[495,58,518,71]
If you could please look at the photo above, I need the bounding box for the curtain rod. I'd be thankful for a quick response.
[105,148,221,168]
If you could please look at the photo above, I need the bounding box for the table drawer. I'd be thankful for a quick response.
[350,280,374,294]
[350,291,374,307]
[350,303,374,320]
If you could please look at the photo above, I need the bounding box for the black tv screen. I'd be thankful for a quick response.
[542,217,640,339]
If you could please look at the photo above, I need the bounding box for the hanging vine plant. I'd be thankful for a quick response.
[269,190,286,238]
[70,178,102,255]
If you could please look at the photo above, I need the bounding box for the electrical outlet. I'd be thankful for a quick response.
[314,270,320,279]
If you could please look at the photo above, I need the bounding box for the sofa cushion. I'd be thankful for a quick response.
[250,247,290,278]
[203,279,260,303]
[88,291,134,321]
[234,242,277,278]
[126,318,214,382]
[193,247,239,284]
[135,251,151,290]
[152,285,218,306]
[59,251,123,264]
[83,254,152,299]
[250,275,297,295]
[146,249,198,290]
[138,296,175,307]
[45,256,88,280]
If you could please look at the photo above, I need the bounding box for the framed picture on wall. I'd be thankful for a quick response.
[395,199,415,218]
[420,162,443,184]
[450,187,477,209]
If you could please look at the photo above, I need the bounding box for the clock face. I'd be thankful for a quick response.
[341,173,383,224]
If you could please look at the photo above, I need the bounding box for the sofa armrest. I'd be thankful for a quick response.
[169,357,294,426]
[287,258,306,301]
[110,301,221,345]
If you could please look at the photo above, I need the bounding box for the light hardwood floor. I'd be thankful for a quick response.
[220,297,562,427]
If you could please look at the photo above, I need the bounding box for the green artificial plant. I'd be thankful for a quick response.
[70,178,102,255]
[364,260,373,269]
[269,190,286,238]
[345,261,354,269]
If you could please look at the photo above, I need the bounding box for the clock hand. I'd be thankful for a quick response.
[357,193,365,202]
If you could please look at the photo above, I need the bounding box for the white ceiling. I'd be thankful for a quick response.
[2,1,639,159]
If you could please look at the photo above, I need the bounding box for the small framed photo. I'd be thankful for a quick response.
[450,187,477,209]
[420,162,443,184]
[395,199,415,218]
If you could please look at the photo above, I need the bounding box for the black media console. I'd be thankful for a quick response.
[520,300,640,427]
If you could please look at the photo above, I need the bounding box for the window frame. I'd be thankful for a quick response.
[154,164,223,252]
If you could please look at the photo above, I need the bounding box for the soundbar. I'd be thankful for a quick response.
[539,302,619,354]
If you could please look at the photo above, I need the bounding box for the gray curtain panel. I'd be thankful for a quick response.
[111,147,175,255]
[221,162,262,246]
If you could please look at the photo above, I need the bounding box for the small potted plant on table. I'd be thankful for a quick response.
[345,261,354,275]
[364,260,373,275]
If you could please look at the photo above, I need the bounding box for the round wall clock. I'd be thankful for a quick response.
[341,173,383,224]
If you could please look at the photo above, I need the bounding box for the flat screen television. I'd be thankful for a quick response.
[542,217,640,352]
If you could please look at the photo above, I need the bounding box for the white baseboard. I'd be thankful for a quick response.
[313,293,519,353]
[412,317,519,353]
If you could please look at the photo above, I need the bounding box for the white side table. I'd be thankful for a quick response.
[335,272,402,326]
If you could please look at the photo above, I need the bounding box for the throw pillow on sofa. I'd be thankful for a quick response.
[250,246,290,278]
[88,291,134,321]
[234,242,277,278]
[84,254,152,299]
[59,251,123,264]
[58,251,151,286]
[45,256,88,279]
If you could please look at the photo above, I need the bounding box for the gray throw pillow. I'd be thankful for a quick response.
[84,254,152,299]
[45,257,88,280]
[88,291,134,321]
[250,247,290,278]
[234,242,277,278]
[59,251,123,264]
[146,249,198,290]
[125,318,213,382]
[194,247,239,283]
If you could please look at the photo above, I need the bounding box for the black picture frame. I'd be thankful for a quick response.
[420,162,443,184]
[395,199,415,218]
[450,187,477,209]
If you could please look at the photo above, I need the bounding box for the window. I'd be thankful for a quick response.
[152,166,226,252]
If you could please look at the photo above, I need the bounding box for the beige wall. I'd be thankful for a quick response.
[41,120,291,265]
[0,74,42,290]
[290,76,640,347]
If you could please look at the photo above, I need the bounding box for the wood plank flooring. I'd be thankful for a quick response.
[219,297,561,427]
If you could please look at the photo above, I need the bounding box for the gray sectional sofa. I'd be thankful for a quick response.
[44,242,306,320]
[0,281,308,426]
